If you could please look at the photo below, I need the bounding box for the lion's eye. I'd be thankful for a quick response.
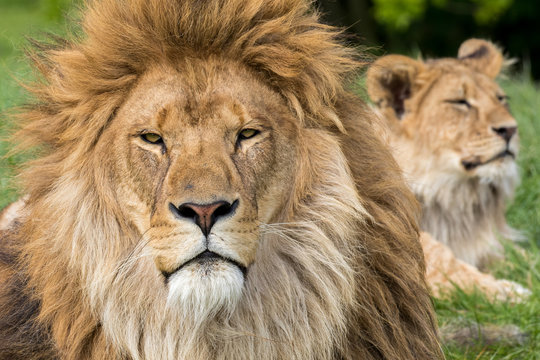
[238,128,259,141]
[141,133,163,144]
[497,95,509,104]
[446,99,471,109]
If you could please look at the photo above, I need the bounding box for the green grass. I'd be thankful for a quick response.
[0,1,75,204]
[1,3,539,359]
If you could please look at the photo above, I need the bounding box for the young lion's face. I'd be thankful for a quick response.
[101,60,297,315]
[367,41,519,185]
[403,63,518,180]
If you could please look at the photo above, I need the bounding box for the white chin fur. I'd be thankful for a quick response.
[474,158,519,187]
[167,261,244,319]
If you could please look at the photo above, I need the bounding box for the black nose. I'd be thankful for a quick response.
[492,126,517,143]
[169,200,238,236]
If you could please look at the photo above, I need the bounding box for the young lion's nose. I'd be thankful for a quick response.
[170,200,238,236]
[492,125,517,143]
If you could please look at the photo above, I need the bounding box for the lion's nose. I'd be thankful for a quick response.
[169,200,238,236]
[492,126,517,143]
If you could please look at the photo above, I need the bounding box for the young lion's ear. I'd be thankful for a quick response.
[367,55,424,119]
[458,38,503,79]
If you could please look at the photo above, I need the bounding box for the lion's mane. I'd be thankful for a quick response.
[0,0,441,359]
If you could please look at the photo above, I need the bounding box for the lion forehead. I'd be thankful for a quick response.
[368,49,519,183]
[123,63,285,117]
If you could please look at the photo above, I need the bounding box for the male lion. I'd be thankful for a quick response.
[0,0,442,359]
[367,39,528,298]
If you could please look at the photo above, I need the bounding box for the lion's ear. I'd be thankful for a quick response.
[458,38,503,79]
[367,55,424,119]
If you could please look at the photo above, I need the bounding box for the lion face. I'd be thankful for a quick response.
[101,61,297,314]
[406,65,518,179]
[2,0,446,357]
[368,39,518,185]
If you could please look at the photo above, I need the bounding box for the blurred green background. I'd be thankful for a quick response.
[0,1,539,359]
[0,0,79,200]
[318,0,540,79]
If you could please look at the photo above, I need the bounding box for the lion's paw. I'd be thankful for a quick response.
[494,280,531,302]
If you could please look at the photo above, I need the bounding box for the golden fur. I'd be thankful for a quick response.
[367,39,527,299]
[0,0,442,359]
[0,198,26,231]
[420,232,529,299]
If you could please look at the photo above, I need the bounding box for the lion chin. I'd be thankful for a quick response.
[473,154,519,189]
[166,251,245,317]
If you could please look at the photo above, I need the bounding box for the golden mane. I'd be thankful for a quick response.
[0,0,442,359]
[21,0,358,153]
